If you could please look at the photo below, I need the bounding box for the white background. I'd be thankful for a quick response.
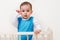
[0,0,60,40]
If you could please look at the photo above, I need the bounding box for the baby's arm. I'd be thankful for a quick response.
[12,9,22,27]
[11,14,18,28]
[34,18,42,35]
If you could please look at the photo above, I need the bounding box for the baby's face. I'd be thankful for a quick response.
[20,4,32,19]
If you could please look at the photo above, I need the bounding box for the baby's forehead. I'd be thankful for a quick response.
[20,6,31,11]
[20,4,32,10]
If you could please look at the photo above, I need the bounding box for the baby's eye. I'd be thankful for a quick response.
[22,10,25,12]
[27,10,29,12]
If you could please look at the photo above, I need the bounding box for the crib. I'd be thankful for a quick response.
[0,28,53,40]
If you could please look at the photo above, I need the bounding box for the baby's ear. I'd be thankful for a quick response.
[31,10,33,14]
[16,10,20,13]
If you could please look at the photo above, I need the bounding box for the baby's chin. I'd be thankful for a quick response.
[23,17,28,19]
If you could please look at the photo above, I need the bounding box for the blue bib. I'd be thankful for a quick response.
[18,17,34,40]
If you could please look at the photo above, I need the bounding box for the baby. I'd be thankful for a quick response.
[15,1,42,40]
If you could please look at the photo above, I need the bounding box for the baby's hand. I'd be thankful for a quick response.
[34,29,41,35]
[16,10,20,13]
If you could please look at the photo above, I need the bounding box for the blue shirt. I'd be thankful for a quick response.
[18,17,34,40]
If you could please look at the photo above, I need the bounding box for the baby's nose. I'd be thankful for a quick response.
[24,11,27,14]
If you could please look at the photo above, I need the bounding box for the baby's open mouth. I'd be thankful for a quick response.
[24,15,27,17]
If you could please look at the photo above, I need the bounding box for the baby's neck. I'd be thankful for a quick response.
[22,17,30,20]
